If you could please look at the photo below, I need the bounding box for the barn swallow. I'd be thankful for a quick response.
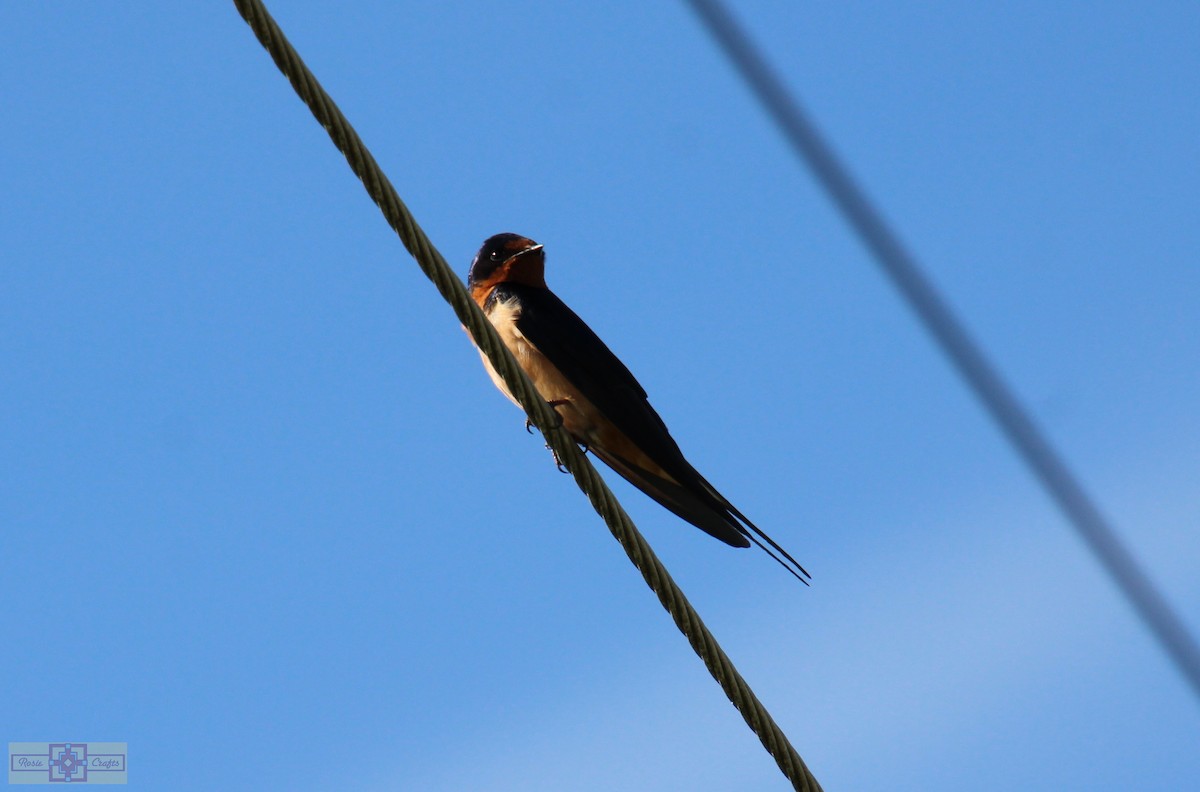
[467,233,810,583]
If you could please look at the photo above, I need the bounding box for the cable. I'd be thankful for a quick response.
[230,1,823,788]
[683,0,1200,699]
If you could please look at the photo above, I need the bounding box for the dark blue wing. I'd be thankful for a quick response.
[494,283,692,473]
[492,282,810,581]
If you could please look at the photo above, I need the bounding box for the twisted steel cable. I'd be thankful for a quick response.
[231,1,822,788]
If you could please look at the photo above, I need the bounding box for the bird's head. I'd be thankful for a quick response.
[468,233,546,299]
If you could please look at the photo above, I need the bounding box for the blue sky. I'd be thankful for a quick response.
[3,2,1198,790]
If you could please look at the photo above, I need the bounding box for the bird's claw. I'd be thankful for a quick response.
[525,399,567,435]
[548,439,590,473]
[523,399,576,472]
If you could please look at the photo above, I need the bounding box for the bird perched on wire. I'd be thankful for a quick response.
[466,232,809,583]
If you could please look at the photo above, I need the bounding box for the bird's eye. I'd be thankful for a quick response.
[489,251,500,261]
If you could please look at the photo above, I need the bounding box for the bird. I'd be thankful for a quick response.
[466,232,809,583]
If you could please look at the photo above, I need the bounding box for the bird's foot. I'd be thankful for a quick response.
[551,446,570,473]
[548,439,590,473]
[524,400,575,472]
[525,399,568,434]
